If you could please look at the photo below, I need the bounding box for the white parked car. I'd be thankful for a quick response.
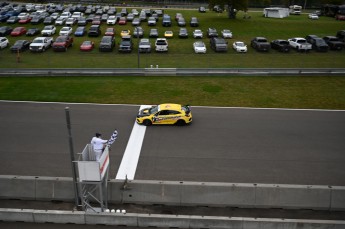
[233,41,247,53]
[55,17,66,25]
[72,12,84,20]
[65,17,77,26]
[60,12,71,19]
[107,15,117,25]
[17,12,30,20]
[308,13,319,20]
[193,29,203,39]
[59,27,73,36]
[41,25,56,36]
[221,29,233,38]
[0,37,9,49]
[193,41,207,53]
[50,12,60,20]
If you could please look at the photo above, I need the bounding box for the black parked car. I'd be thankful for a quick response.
[0,26,13,36]
[270,39,291,52]
[10,40,31,52]
[323,36,344,50]
[88,25,101,37]
[190,17,199,27]
[251,37,271,52]
[0,15,10,22]
[99,35,115,52]
[43,17,54,25]
[306,35,328,52]
[26,28,40,36]
[31,15,44,24]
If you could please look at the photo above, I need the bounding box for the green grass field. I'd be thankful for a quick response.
[1,76,345,109]
[1,9,345,68]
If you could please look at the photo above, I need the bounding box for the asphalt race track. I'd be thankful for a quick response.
[0,101,345,186]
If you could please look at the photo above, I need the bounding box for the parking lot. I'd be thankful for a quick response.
[0,2,345,68]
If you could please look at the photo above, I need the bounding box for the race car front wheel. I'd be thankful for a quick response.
[143,119,152,126]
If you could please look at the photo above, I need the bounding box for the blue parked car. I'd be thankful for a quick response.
[74,27,86,37]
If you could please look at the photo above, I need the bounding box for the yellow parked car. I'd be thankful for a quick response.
[136,103,192,126]
[120,29,131,37]
[164,30,174,38]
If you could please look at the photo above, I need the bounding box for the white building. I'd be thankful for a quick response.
[263,7,290,18]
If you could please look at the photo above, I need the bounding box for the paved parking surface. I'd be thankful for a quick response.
[0,101,344,186]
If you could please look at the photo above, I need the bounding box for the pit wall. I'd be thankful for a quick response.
[1,175,345,210]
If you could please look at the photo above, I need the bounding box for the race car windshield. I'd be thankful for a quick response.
[149,106,159,114]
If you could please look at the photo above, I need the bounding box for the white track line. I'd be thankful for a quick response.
[115,105,150,180]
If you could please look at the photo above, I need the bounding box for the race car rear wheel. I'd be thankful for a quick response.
[143,119,152,126]
[175,120,186,126]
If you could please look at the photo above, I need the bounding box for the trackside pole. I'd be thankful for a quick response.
[65,107,80,209]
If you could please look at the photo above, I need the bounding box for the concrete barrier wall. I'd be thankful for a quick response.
[1,175,345,210]
[0,208,345,229]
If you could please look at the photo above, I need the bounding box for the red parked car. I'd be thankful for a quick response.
[105,28,115,36]
[118,17,127,25]
[11,27,27,36]
[80,40,94,51]
[18,16,31,24]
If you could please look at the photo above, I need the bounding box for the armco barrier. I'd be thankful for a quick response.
[1,175,345,210]
[1,208,345,229]
[1,68,345,77]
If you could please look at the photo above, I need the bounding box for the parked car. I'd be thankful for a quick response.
[149,28,158,38]
[126,13,134,21]
[74,27,86,37]
[305,35,328,52]
[133,27,144,38]
[148,17,156,26]
[210,37,228,52]
[0,26,13,36]
[270,39,291,52]
[199,6,206,13]
[43,17,54,25]
[7,16,19,24]
[52,35,73,51]
[336,30,345,42]
[92,16,102,25]
[78,17,87,26]
[178,28,188,38]
[26,28,40,36]
[118,35,133,53]
[221,29,233,39]
[59,27,73,36]
[99,35,115,52]
[88,25,101,37]
[105,28,115,37]
[0,37,9,49]
[41,25,56,36]
[10,40,31,52]
[139,38,151,53]
[19,16,31,24]
[10,27,27,36]
[177,17,186,26]
[190,17,199,27]
[323,36,344,50]
[132,18,141,26]
[55,17,66,25]
[251,37,271,52]
[65,17,77,26]
[193,41,206,53]
[118,17,127,25]
[107,15,117,25]
[288,37,312,52]
[233,41,247,53]
[155,38,168,52]
[308,13,319,19]
[193,29,203,39]
[30,15,43,24]
[207,28,218,38]
[80,40,94,51]
[162,14,172,27]
[120,29,131,37]
[29,37,53,52]
[164,30,173,38]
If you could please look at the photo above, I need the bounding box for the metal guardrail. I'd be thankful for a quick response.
[1,68,345,77]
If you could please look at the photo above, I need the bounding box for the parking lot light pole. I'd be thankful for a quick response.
[136,26,140,68]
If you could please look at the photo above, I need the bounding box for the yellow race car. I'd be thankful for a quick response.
[136,103,192,126]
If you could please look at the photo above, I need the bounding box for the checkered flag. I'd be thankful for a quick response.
[107,130,118,145]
